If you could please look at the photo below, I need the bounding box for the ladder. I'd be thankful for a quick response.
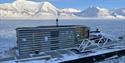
[78,34,113,52]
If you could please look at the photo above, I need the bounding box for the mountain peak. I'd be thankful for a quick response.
[39,2,59,15]
[88,6,100,9]
[43,1,51,4]
[42,1,57,9]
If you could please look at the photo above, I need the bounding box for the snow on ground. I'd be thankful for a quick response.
[97,56,125,63]
[1,56,125,63]
[0,60,47,63]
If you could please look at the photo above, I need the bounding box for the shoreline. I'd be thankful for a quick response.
[1,16,125,20]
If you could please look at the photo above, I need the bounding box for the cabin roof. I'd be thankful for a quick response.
[16,25,88,30]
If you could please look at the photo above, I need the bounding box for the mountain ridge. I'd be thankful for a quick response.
[0,0,125,19]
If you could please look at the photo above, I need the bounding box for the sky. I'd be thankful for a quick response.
[0,0,125,10]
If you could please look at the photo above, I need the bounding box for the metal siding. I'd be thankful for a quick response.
[16,26,89,56]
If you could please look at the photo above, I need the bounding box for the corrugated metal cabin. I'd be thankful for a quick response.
[16,25,89,56]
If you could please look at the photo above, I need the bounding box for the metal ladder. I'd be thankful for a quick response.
[78,35,112,52]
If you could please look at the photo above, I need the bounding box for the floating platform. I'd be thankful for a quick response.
[61,48,125,63]
[0,45,125,63]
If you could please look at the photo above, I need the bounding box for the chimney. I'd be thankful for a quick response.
[56,18,59,27]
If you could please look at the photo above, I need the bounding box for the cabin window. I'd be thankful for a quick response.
[44,36,48,42]
[22,38,27,41]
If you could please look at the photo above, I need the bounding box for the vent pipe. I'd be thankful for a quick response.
[56,18,59,27]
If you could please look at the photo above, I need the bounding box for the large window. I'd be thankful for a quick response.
[22,38,27,41]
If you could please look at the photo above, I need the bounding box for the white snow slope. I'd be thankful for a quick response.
[0,0,125,19]
[0,0,59,17]
[76,7,125,19]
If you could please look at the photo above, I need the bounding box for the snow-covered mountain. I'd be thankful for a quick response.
[75,7,125,19]
[75,7,115,18]
[36,2,59,16]
[0,0,59,17]
[61,8,81,13]
[111,8,125,19]
[0,0,125,19]
[58,8,81,16]
[112,8,125,16]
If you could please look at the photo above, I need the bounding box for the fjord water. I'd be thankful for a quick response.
[0,19,125,49]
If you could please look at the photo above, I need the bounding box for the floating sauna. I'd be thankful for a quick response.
[16,25,89,56]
